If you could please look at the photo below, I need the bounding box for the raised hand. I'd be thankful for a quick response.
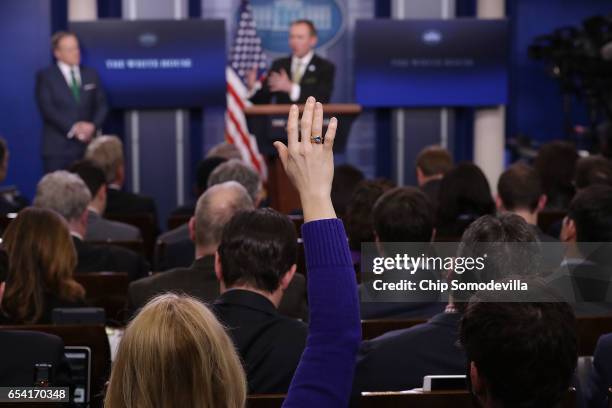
[273,96,338,222]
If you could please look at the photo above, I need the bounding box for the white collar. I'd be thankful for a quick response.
[57,60,79,74]
[292,51,314,67]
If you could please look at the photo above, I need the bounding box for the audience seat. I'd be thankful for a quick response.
[577,316,612,356]
[0,324,110,407]
[167,213,190,231]
[74,272,129,326]
[89,240,145,257]
[359,389,575,408]
[361,318,427,340]
[104,213,157,261]
[247,394,286,408]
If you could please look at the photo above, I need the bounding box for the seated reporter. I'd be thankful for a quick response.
[214,208,307,393]
[0,207,86,324]
[104,97,360,407]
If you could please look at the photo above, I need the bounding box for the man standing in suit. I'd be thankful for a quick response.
[248,20,335,104]
[213,208,308,394]
[36,31,108,173]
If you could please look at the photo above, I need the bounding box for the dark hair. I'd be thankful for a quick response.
[0,137,7,164]
[534,141,578,210]
[436,162,495,237]
[373,187,433,242]
[460,299,576,408]
[498,163,542,212]
[218,208,297,293]
[291,19,317,36]
[69,160,106,197]
[332,164,364,218]
[453,214,540,311]
[574,156,612,190]
[415,145,453,177]
[51,31,77,50]
[567,185,612,243]
[196,157,227,194]
[345,179,395,250]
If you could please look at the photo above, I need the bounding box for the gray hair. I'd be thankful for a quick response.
[206,142,242,161]
[85,135,124,183]
[207,159,261,203]
[194,181,254,247]
[33,171,91,222]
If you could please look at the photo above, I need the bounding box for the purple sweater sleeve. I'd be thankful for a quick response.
[282,219,361,408]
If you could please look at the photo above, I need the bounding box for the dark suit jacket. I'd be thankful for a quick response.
[128,255,309,321]
[587,333,612,408]
[35,65,108,159]
[250,54,335,104]
[0,330,73,388]
[85,210,142,242]
[354,312,465,393]
[213,289,308,394]
[73,236,149,281]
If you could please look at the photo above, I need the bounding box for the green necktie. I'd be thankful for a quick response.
[70,68,80,103]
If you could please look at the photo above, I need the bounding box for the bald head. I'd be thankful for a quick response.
[193,181,254,250]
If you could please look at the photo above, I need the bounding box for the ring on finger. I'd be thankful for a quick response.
[310,135,323,144]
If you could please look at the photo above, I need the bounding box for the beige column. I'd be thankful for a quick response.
[474,0,505,193]
[68,0,97,21]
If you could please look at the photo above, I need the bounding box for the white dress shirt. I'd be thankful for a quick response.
[57,61,81,88]
[289,50,314,102]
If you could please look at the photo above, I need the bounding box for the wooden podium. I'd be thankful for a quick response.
[245,104,362,213]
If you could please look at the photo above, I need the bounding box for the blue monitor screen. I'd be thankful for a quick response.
[354,19,508,107]
[70,20,226,108]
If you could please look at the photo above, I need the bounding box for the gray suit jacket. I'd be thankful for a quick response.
[128,255,309,321]
[85,210,142,242]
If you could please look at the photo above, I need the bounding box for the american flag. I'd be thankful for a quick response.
[226,0,268,179]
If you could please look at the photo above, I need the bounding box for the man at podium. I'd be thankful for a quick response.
[248,20,335,104]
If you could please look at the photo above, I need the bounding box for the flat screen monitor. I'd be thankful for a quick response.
[71,20,226,108]
[354,19,508,107]
[64,346,91,406]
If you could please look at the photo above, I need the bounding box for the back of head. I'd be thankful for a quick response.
[574,155,612,190]
[436,162,495,235]
[206,142,242,161]
[415,145,453,177]
[1,207,83,324]
[218,208,297,292]
[195,157,227,193]
[346,179,395,250]
[105,294,246,408]
[33,171,91,222]
[85,135,124,184]
[453,213,540,310]
[498,163,542,212]
[534,141,578,209]
[373,187,433,242]
[460,297,576,408]
[193,181,254,249]
[207,159,261,204]
[331,164,364,217]
[69,160,106,198]
[567,184,612,243]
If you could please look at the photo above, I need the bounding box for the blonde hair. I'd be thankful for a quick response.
[104,294,246,408]
[85,135,124,183]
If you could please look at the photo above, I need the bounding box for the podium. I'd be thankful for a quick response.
[245,104,362,213]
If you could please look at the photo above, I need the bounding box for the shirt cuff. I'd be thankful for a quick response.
[290,83,301,102]
[67,124,77,139]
